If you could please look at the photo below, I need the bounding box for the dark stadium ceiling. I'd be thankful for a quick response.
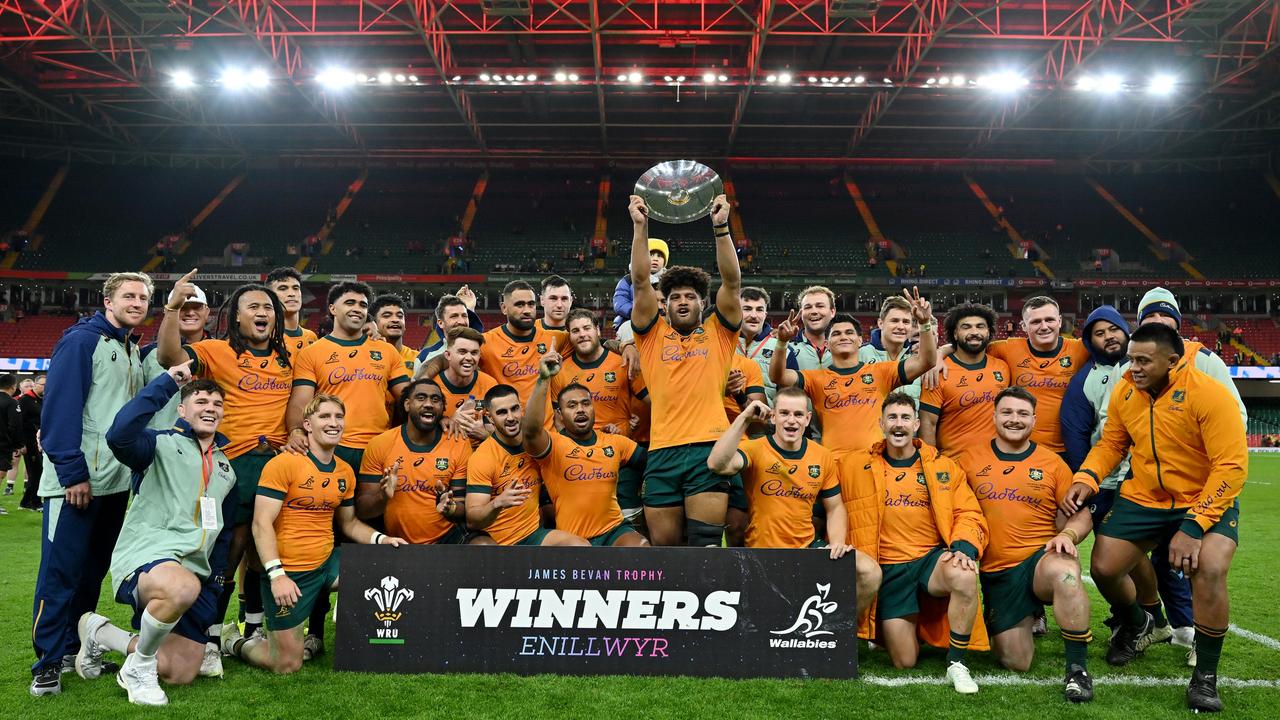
[0,0,1277,168]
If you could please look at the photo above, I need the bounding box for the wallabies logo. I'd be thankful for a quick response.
[338,478,347,493]
[935,471,951,484]
[1059,356,1073,368]
[993,371,1004,383]
[1172,390,1186,403]
[370,351,383,361]
[435,458,449,471]
[916,473,927,486]
[808,465,821,478]
[536,343,548,354]
[603,446,615,458]
[604,372,616,383]
[1029,468,1044,481]
[861,374,874,385]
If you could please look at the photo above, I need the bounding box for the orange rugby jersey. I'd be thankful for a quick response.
[359,425,470,544]
[958,440,1073,572]
[987,337,1088,453]
[257,451,355,571]
[737,436,840,548]
[919,354,1010,464]
[549,348,648,437]
[466,435,544,545]
[185,340,292,459]
[292,334,411,448]
[723,353,768,423]
[480,325,568,403]
[397,344,418,374]
[798,360,906,455]
[284,326,318,359]
[438,369,499,420]
[533,430,642,539]
[878,451,945,564]
[635,313,738,450]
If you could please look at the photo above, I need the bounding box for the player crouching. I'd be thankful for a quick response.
[707,388,881,614]
[839,393,989,694]
[75,364,235,706]
[223,395,406,673]
[955,387,1097,702]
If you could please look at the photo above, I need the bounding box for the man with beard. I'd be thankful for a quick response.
[708,389,880,611]
[957,387,1095,702]
[357,379,470,544]
[983,297,1089,458]
[32,272,152,696]
[628,193,742,548]
[768,288,937,456]
[18,374,45,511]
[860,295,925,401]
[920,303,1010,467]
[157,274,295,664]
[1073,323,1246,712]
[784,286,837,371]
[76,366,234,706]
[266,267,317,358]
[465,384,588,547]
[434,327,497,445]
[523,355,648,547]
[415,291,484,371]
[370,294,420,374]
[549,309,648,522]
[141,281,209,429]
[840,393,987,694]
[737,287,778,401]
[284,281,409,657]
[539,276,573,332]
[1061,306,1189,653]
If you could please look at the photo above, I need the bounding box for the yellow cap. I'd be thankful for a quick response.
[647,238,669,262]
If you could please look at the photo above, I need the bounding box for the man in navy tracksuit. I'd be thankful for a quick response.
[30,273,152,696]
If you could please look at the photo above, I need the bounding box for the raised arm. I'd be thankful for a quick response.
[709,194,742,327]
[106,363,191,475]
[708,401,767,475]
[628,195,659,330]
[899,287,938,381]
[767,310,802,388]
[522,354,560,459]
[157,269,199,368]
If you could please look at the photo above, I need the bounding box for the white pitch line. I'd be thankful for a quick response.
[1080,575,1280,653]
[860,673,1280,689]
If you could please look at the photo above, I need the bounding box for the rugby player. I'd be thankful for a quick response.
[737,287,778,401]
[369,293,420,373]
[859,295,924,401]
[784,286,836,371]
[539,275,573,331]
[919,303,1010,466]
[266,267,318,358]
[416,288,484,368]
[435,327,497,445]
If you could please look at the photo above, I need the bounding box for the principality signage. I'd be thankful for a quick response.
[335,545,858,679]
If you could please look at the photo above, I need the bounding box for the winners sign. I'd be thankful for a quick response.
[335,546,857,679]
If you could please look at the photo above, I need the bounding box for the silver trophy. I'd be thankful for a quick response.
[634,160,725,224]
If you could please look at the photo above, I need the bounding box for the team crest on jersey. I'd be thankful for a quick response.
[808,465,821,478]
[1173,390,1186,403]
[993,371,1004,382]
[603,446,615,458]
[604,372,616,383]
[300,476,315,490]
[537,343,548,354]
[935,471,950,484]
[370,351,383,361]
[239,358,252,368]
[1059,357,1073,368]
[275,356,288,369]
[1029,468,1044,481]
[861,373,874,385]
[325,353,339,364]
[338,478,347,493]
[916,473,927,486]
[435,458,449,471]
[567,447,582,458]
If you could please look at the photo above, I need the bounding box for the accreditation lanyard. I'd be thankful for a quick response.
[740,332,772,361]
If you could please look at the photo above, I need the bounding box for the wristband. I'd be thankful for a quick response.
[290,427,306,436]
[713,221,729,229]
[267,567,287,580]
[921,321,935,332]
[262,558,282,571]
[1059,528,1080,543]
[714,231,730,239]
[371,531,384,545]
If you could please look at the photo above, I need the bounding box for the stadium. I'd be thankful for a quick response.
[0,0,1278,717]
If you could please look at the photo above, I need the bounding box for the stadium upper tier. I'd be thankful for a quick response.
[4,162,1277,280]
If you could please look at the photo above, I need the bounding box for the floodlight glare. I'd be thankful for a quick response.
[220,68,246,90]
[778,72,792,84]
[1098,74,1124,94]
[628,71,641,84]
[171,69,195,89]
[568,73,579,82]
[1148,74,1176,95]
[378,72,393,84]
[703,72,716,83]
[247,68,269,88]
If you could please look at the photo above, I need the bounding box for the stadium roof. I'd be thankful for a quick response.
[0,0,1277,168]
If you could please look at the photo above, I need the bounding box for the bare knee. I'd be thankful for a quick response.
[1044,555,1084,590]
[173,574,202,609]
[944,565,978,599]
[889,647,918,669]
[273,656,303,675]
[999,652,1032,673]
[857,556,883,595]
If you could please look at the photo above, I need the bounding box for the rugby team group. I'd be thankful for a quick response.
[25,194,1246,712]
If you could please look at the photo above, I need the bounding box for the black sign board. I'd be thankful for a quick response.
[335,545,857,679]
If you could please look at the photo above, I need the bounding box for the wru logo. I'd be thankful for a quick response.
[365,575,415,627]
[770,583,837,638]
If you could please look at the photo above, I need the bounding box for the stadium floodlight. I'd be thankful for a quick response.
[356,73,370,83]
[247,68,269,88]
[718,74,727,82]
[628,71,642,84]
[1076,75,1097,92]
[926,77,937,85]
[882,77,892,84]
[515,74,526,82]
[394,73,407,83]
[568,73,579,82]
[554,71,567,82]
[981,71,1027,94]
[171,69,195,89]
[676,75,685,83]
[854,75,865,84]
[808,76,818,83]
[220,67,247,90]
[316,67,355,90]
[480,73,491,82]
[938,76,950,86]
[778,72,792,84]
[378,71,393,84]
[527,73,537,81]
[842,76,852,84]
[664,75,674,82]
[451,75,460,82]
[504,74,515,81]
[765,74,777,83]
[952,75,965,86]
[1097,74,1124,94]
[1148,74,1176,95]
[409,74,419,83]
[617,73,628,82]
[703,72,716,83]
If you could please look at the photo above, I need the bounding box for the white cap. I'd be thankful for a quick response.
[180,284,208,307]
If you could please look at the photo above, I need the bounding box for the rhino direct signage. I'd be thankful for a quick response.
[335,546,858,679]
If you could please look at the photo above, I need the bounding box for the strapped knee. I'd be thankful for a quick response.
[685,519,725,548]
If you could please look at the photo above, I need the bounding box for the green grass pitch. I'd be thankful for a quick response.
[1,456,1277,719]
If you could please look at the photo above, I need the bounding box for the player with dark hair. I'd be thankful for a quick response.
[628,192,742,547]
[416,286,484,367]
[784,285,837,371]
[860,295,925,401]
[76,367,234,705]
[369,293,419,373]
[265,267,317,358]
[955,386,1095,702]
[464,384,587,547]
[840,392,988,694]
[523,354,648,546]
[920,303,1010,467]
[737,287,778,401]
[433,327,496,445]
[539,275,573,332]
[1073,323,1247,712]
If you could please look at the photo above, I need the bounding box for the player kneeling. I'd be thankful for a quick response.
[708,388,881,602]
[224,395,405,673]
[523,354,648,546]
[75,364,234,706]
[956,387,1096,702]
[839,393,988,694]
